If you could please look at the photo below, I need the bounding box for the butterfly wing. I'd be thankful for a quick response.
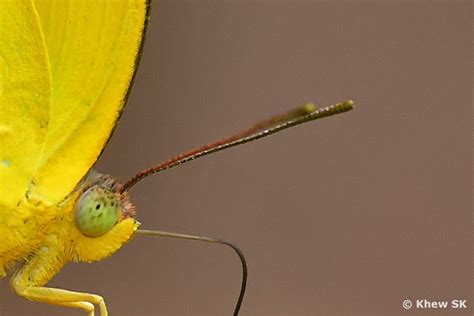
[0,0,148,209]
[0,1,52,210]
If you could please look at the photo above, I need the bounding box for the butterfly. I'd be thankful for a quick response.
[0,1,353,315]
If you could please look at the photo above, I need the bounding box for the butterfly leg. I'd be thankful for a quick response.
[10,246,108,316]
[10,283,108,316]
[55,301,96,316]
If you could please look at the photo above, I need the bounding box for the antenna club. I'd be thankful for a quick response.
[303,103,317,113]
[344,100,354,108]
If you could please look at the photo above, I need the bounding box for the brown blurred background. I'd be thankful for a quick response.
[0,1,471,315]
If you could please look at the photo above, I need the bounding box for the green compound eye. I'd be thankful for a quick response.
[75,186,121,237]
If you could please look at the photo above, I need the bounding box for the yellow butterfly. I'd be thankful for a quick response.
[0,1,353,315]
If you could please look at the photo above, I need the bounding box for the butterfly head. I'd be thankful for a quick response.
[75,172,136,237]
[69,171,139,263]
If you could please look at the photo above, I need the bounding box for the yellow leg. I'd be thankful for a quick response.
[56,301,96,316]
[11,284,108,316]
[9,238,109,316]
[7,270,106,316]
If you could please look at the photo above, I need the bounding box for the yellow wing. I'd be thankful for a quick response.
[0,0,51,210]
[0,0,148,210]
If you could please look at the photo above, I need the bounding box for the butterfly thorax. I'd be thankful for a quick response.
[0,195,58,277]
[1,172,139,287]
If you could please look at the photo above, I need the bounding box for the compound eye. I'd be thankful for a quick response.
[75,187,121,237]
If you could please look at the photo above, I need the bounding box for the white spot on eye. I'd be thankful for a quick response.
[1,159,10,168]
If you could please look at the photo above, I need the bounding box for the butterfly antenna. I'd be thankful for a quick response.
[121,100,354,192]
[135,229,247,315]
